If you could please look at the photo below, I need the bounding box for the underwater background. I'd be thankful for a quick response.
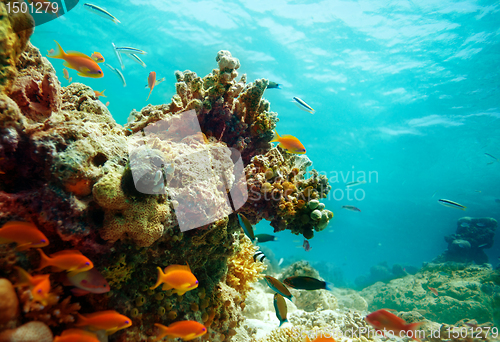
[31,0,500,283]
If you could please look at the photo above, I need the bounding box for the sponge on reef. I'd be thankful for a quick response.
[0,278,18,325]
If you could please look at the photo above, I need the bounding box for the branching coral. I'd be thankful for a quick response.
[226,235,267,297]
[18,286,81,326]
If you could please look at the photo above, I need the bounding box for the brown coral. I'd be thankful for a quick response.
[19,286,81,326]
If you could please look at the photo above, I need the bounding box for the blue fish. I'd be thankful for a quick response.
[264,276,292,300]
[273,293,288,326]
[237,213,255,242]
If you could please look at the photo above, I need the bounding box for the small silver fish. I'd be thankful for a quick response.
[478,243,488,248]
[293,96,314,114]
[438,199,466,211]
[115,46,147,55]
[346,180,366,187]
[84,3,120,24]
[105,63,126,87]
[127,53,147,67]
[342,205,361,212]
[460,222,470,228]
[485,152,499,162]
[111,42,125,70]
[476,222,485,227]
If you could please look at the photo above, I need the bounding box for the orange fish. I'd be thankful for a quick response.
[154,321,207,341]
[0,221,49,251]
[91,52,105,63]
[270,130,306,154]
[365,309,423,342]
[428,286,438,296]
[94,90,106,98]
[105,101,110,107]
[54,329,100,342]
[150,264,198,295]
[63,68,70,81]
[37,249,93,276]
[146,71,156,101]
[14,267,52,306]
[75,310,132,335]
[48,41,103,78]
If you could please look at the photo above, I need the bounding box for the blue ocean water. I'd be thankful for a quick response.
[32,0,500,285]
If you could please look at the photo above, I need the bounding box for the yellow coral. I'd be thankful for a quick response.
[93,171,171,247]
[226,237,266,296]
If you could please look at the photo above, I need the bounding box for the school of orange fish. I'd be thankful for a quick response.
[0,220,207,341]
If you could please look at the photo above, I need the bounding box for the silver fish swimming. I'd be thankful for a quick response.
[346,180,366,187]
[438,199,466,211]
[115,46,148,55]
[111,42,124,70]
[104,63,126,87]
[293,96,315,114]
[84,3,120,24]
[127,53,147,67]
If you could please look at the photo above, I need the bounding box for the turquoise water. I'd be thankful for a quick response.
[32,0,500,284]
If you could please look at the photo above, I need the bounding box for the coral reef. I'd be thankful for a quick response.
[1,3,330,337]
[434,217,497,264]
[123,50,333,240]
[241,149,333,238]
[359,262,500,325]
[125,51,277,165]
